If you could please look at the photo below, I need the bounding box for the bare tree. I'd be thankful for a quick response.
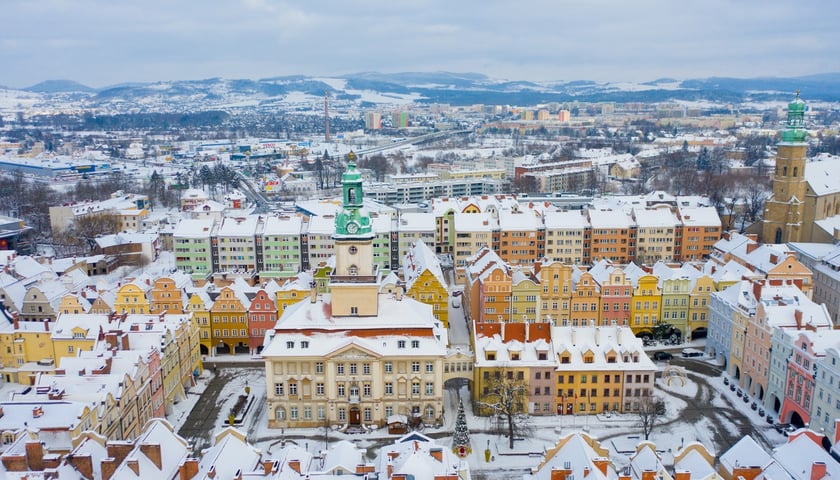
[637,396,666,440]
[477,369,531,449]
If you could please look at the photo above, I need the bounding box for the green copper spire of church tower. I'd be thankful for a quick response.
[334,151,374,238]
[780,90,807,143]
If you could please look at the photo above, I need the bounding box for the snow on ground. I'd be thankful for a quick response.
[168,370,215,431]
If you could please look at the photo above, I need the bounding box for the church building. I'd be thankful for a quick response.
[761,92,840,244]
[262,156,448,430]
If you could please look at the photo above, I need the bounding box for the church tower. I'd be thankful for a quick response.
[330,152,380,316]
[761,91,808,244]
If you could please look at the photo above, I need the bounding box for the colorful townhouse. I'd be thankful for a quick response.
[113,279,151,315]
[535,259,573,326]
[497,209,543,267]
[569,268,600,327]
[590,260,632,328]
[625,263,662,337]
[742,280,832,403]
[403,240,449,327]
[209,284,251,355]
[173,218,215,280]
[260,214,303,278]
[464,246,512,324]
[149,276,186,314]
[552,326,656,415]
[511,268,540,324]
[473,322,554,415]
[543,211,588,265]
[247,287,277,355]
[779,330,840,429]
[588,208,635,264]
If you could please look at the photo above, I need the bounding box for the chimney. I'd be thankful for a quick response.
[43,319,49,332]
[32,406,44,418]
[674,471,691,480]
[179,458,199,480]
[584,466,591,477]
[289,459,301,473]
[310,282,317,303]
[69,453,94,480]
[207,465,216,479]
[396,285,403,301]
[234,468,243,480]
[430,447,443,462]
[641,471,656,480]
[25,442,44,471]
[752,280,763,301]
[770,253,779,264]
[126,458,139,476]
[746,243,759,254]
[795,309,803,329]
[811,462,827,480]
[139,443,162,470]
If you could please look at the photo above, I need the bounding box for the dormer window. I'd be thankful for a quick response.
[511,353,520,361]
[349,246,358,255]
[349,265,358,276]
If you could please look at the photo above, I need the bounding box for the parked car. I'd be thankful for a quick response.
[729,383,737,391]
[653,351,673,361]
[774,423,791,434]
[758,408,765,417]
[452,290,463,297]
[681,348,704,358]
[735,389,743,397]
[723,377,729,385]
[766,415,774,424]
[742,395,750,403]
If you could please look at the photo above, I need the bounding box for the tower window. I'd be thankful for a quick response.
[793,167,798,177]
[349,246,358,254]
[350,306,358,315]
[349,265,358,276]
[783,166,788,176]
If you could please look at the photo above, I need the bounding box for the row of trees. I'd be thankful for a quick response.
[478,370,665,449]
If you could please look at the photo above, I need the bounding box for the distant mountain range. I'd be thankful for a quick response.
[8,72,840,110]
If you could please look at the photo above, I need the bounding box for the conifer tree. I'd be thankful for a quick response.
[452,399,471,455]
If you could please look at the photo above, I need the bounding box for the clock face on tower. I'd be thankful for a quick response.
[346,221,359,234]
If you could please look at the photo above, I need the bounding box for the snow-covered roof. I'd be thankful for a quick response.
[403,240,447,292]
[805,153,840,196]
[588,209,632,229]
[544,210,588,230]
[173,218,215,237]
[109,419,189,480]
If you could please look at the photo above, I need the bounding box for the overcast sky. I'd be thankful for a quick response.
[2,0,838,89]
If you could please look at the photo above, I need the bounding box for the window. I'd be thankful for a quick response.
[412,382,421,395]
[363,384,371,396]
[398,340,406,349]
[316,383,324,395]
[274,383,284,396]
[275,407,286,420]
[286,341,294,349]
[364,408,372,422]
[363,363,371,374]
[338,385,345,396]
[426,362,434,373]
[317,406,325,420]
[385,382,393,395]
[301,341,309,349]
[337,363,345,375]
[350,363,357,374]
[412,362,420,373]
[412,340,420,348]
[290,407,298,420]
[426,382,434,395]
[385,362,393,373]
[338,408,346,421]
[289,383,297,395]
[316,362,324,373]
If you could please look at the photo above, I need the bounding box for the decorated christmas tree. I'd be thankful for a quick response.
[452,399,471,456]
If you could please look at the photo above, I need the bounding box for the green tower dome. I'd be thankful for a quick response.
[780,90,807,143]
[334,154,374,238]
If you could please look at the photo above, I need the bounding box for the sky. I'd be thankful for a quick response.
[2,0,839,89]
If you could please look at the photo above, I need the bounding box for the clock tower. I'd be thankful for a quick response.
[331,153,380,316]
[762,91,808,244]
